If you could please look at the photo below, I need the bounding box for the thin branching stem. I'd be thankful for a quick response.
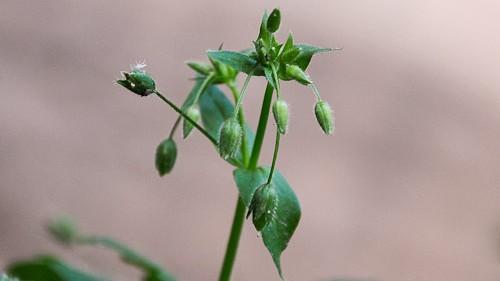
[154,91,218,145]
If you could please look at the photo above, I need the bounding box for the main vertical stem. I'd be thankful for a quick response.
[249,83,274,169]
[217,83,274,281]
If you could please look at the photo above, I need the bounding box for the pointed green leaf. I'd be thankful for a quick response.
[7,256,109,281]
[233,167,301,279]
[293,44,332,70]
[207,50,257,75]
[199,85,254,166]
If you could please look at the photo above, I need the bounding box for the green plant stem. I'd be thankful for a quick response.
[267,130,281,183]
[217,83,274,281]
[167,74,214,139]
[249,83,274,169]
[154,91,218,145]
[168,116,181,139]
[228,82,249,167]
[217,197,246,281]
[76,235,175,281]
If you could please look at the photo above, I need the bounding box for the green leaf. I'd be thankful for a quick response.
[207,50,257,75]
[293,44,332,70]
[233,167,301,279]
[199,85,254,166]
[7,255,109,281]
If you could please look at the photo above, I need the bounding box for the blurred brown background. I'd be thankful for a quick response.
[1,0,500,280]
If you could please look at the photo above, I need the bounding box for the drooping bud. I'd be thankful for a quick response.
[272,99,289,134]
[47,217,78,245]
[285,64,312,85]
[218,119,242,160]
[186,61,213,76]
[314,100,334,135]
[117,64,156,96]
[183,105,201,139]
[266,8,281,33]
[247,183,278,231]
[155,138,177,176]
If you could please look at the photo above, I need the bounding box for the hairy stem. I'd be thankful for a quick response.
[154,91,217,145]
[217,83,274,281]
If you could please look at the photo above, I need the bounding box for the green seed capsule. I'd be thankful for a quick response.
[218,119,242,160]
[155,138,177,176]
[247,183,278,231]
[186,61,213,76]
[273,99,289,134]
[266,8,281,33]
[117,64,156,96]
[183,105,201,139]
[314,100,334,135]
[285,64,312,85]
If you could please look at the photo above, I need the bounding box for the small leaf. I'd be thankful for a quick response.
[207,50,257,75]
[293,44,332,70]
[233,167,301,279]
[199,85,254,166]
[7,255,109,281]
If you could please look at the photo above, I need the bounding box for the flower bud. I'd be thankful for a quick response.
[47,217,78,245]
[218,119,242,160]
[117,64,156,96]
[183,105,201,139]
[186,61,213,76]
[266,8,281,33]
[314,100,334,135]
[155,138,177,176]
[272,99,289,134]
[285,64,312,85]
[247,183,278,231]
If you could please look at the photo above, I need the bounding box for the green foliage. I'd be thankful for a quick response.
[8,256,109,281]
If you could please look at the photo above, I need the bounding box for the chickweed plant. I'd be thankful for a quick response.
[5,8,338,281]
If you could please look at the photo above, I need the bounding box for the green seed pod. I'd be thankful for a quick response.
[117,64,156,96]
[183,105,201,139]
[155,138,177,176]
[247,183,278,231]
[314,100,334,135]
[218,119,242,160]
[266,8,281,33]
[186,60,213,76]
[273,99,289,134]
[285,64,312,85]
[47,217,78,245]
